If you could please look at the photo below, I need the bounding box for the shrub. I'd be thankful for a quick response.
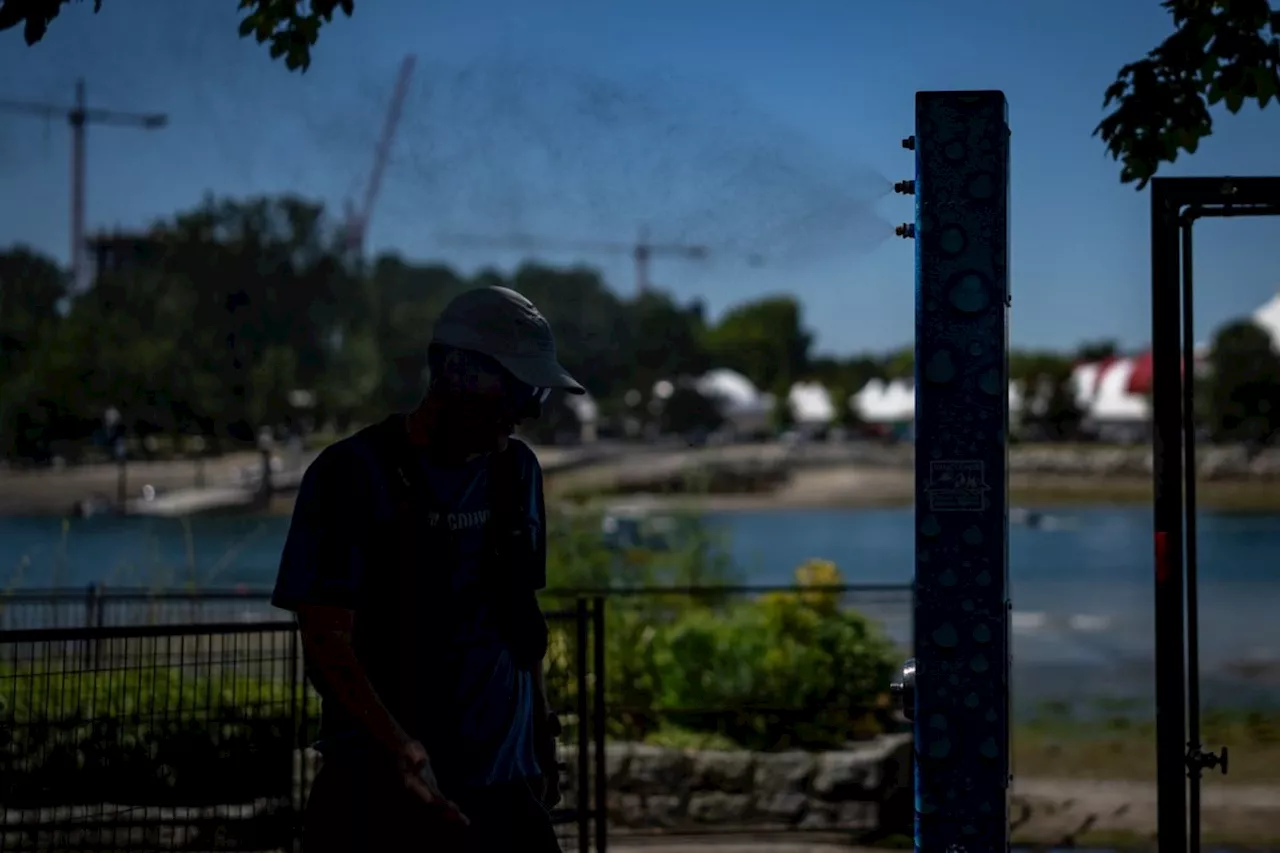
[0,666,318,807]
[548,550,901,751]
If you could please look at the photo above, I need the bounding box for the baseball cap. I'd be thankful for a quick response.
[431,286,586,395]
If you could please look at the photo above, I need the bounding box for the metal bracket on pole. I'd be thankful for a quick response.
[908,90,1012,853]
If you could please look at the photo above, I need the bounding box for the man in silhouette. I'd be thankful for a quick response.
[273,286,584,852]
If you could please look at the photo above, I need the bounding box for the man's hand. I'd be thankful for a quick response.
[398,740,470,825]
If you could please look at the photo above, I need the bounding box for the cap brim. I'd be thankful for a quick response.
[495,353,587,395]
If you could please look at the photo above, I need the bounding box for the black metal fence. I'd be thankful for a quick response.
[0,600,608,852]
[0,587,280,632]
[0,583,911,642]
[0,584,912,843]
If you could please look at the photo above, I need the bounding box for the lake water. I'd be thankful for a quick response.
[2,506,1278,712]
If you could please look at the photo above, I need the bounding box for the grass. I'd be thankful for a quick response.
[1013,707,1280,784]
[1010,474,1280,511]
[550,471,1280,512]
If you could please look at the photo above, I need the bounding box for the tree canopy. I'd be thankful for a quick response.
[1207,319,1280,445]
[1097,0,1280,188]
[1,0,354,71]
[1,192,1276,461]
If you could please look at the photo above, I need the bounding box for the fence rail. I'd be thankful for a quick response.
[0,601,608,853]
[0,582,913,636]
[0,583,913,845]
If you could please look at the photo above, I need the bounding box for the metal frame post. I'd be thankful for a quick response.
[907,90,1012,853]
[1149,178,1188,853]
[1147,176,1280,853]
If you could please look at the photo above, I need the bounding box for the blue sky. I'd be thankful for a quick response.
[2,0,1278,356]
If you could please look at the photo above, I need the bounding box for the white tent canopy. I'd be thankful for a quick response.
[1089,359,1149,421]
[696,368,767,415]
[788,381,835,425]
[1253,290,1280,349]
[854,379,915,423]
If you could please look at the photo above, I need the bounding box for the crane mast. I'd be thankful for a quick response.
[344,55,416,260]
[434,227,760,296]
[0,79,168,289]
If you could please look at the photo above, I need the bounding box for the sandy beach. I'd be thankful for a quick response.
[3,449,1280,517]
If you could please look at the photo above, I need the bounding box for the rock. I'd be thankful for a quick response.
[620,744,691,794]
[752,750,815,795]
[840,800,879,829]
[608,792,648,827]
[797,802,838,830]
[641,794,683,827]
[605,742,631,785]
[689,749,756,793]
[813,749,878,799]
[687,792,752,823]
[754,791,809,823]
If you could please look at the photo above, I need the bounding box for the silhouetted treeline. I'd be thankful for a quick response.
[2,194,1277,461]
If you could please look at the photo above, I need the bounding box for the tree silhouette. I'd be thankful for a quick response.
[1098,0,1279,188]
[0,0,354,71]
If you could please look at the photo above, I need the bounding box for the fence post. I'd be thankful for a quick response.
[84,583,99,629]
[591,596,608,853]
[83,583,100,666]
[289,624,306,848]
[910,90,1011,853]
[574,597,590,853]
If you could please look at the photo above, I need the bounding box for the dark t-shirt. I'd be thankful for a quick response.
[271,428,547,789]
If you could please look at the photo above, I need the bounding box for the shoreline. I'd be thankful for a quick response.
[3,463,1280,518]
[2,448,1280,517]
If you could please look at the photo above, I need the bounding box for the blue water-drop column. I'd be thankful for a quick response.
[912,90,1011,853]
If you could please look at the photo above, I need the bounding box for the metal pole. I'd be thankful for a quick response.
[1180,217,1204,853]
[575,597,590,853]
[592,597,608,853]
[70,79,87,291]
[909,90,1011,853]
[1149,179,1188,853]
[634,227,650,296]
[116,456,127,507]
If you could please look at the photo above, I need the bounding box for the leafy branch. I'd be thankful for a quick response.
[1097,0,1280,189]
[0,0,355,71]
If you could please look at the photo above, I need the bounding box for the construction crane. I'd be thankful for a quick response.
[434,226,765,296]
[0,79,168,290]
[342,55,416,261]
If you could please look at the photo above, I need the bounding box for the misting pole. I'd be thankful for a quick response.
[892,90,1012,853]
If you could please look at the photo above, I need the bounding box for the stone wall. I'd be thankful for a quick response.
[295,735,913,835]
[576,736,913,833]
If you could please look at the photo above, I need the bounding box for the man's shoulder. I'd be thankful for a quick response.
[304,428,387,492]
[504,437,541,476]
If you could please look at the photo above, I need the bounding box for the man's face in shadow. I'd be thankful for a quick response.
[433,348,535,454]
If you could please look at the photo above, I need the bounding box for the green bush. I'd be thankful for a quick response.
[0,666,318,806]
[545,536,901,751]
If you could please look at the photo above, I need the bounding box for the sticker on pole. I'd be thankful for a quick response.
[925,460,991,511]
